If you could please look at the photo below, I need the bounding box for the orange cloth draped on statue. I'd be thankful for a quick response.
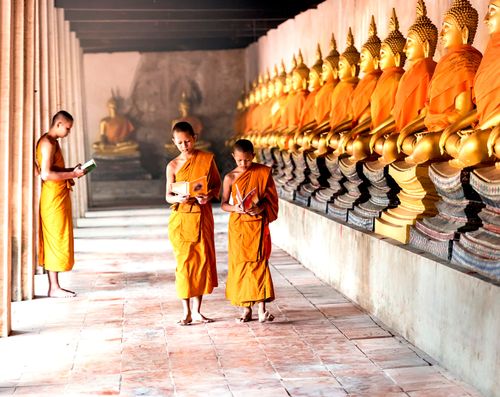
[36,136,74,272]
[370,66,405,128]
[474,32,500,125]
[314,80,336,124]
[424,44,482,131]
[330,78,359,127]
[244,104,257,133]
[283,90,308,129]
[168,150,221,299]
[271,95,288,130]
[226,163,279,307]
[299,90,319,128]
[392,58,436,131]
[103,115,134,144]
[258,99,273,131]
[350,70,382,123]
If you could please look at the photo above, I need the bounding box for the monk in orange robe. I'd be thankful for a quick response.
[36,111,85,298]
[166,121,221,325]
[222,139,279,323]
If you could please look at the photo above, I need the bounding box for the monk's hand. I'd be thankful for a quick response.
[73,165,85,178]
[177,194,191,204]
[195,194,209,205]
[234,203,246,214]
[246,204,263,216]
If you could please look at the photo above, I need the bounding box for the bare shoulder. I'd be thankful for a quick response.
[224,168,241,183]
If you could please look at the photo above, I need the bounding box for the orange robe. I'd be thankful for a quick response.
[330,78,359,127]
[424,45,482,131]
[102,115,134,144]
[370,66,405,128]
[244,104,257,133]
[36,136,74,272]
[283,90,308,129]
[350,70,382,123]
[393,58,436,131]
[168,150,221,299]
[299,90,319,128]
[314,80,336,124]
[259,99,273,131]
[226,163,279,307]
[474,32,500,125]
[271,94,288,130]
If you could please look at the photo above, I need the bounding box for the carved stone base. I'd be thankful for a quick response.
[309,153,345,213]
[409,162,484,261]
[347,161,400,231]
[327,158,367,222]
[92,156,152,181]
[451,165,500,280]
[374,162,439,243]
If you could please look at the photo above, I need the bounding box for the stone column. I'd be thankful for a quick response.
[0,0,13,337]
[47,0,58,115]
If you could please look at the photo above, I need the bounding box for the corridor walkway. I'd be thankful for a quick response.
[0,207,482,397]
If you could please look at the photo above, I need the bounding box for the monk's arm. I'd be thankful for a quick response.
[165,162,189,204]
[39,139,83,181]
[220,174,243,213]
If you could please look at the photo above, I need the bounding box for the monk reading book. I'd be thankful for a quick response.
[221,139,279,323]
[36,110,85,298]
[166,121,221,325]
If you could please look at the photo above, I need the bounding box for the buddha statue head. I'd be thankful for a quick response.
[338,27,360,80]
[255,74,265,104]
[485,0,500,35]
[404,0,438,61]
[248,80,256,105]
[440,0,479,48]
[380,8,407,69]
[106,97,118,117]
[308,44,324,92]
[360,15,381,73]
[266,68,275,99]
[322,33,340,82]
[285,55,297,94]
[274,60,287,97]
[292,50,310,91]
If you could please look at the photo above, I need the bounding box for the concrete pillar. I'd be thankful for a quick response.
[47,0,58,115]
[10,0,25,302]
[38,0,49,133]
[0,0,13,337]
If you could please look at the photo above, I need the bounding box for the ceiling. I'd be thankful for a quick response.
[55,0,322,53]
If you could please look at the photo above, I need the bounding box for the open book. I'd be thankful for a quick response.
[235,184,258,211]
[171,175,208,196]
[81,159,97,174]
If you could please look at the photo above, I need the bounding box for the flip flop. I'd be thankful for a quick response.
[258,311,275,323]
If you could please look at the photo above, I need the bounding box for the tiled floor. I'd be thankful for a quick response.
[0,207,483,396]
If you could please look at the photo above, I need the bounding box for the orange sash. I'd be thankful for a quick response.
[370,66,405,128]
[330,78,358,127]
[350,70,382,123]
[314,80,336,124]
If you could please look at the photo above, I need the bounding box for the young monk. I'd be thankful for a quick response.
[166,121,221,325]
[221,139,279,323]
[36,110,85,298]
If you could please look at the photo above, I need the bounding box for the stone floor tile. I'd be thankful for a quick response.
[408,385,476,397]
[0,389,15,396]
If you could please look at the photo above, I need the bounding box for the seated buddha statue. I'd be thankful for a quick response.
[332,16,382,155]
[396,0,482,165]
[276,51,309,151]
[300,33,340,152]
[342,8,407,161]
[291,44,324,150]
[439,0,500,168]
[254,69,275,149]
[314,28,360,156]
[369,0,438,165]
[166,91,210,155]
[93,97,139,158]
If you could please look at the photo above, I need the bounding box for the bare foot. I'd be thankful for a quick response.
[48,288,76,298]
[258,311,274,323]
[236,308,252,323]
[191,313,214,324]
[176,315,192,326]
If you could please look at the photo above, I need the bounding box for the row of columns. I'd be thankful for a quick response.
[0,0,88,337]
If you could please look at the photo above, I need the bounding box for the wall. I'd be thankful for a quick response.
[83,49,245,178]
[271,199,500,397]
[245,0,489,81]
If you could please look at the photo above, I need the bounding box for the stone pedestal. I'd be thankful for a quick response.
[92,154,151,181]
[327,158,368,222]
[310,153,345,213]
[276,150,296,200]
[409,162,484,261]
[375,162,439,244]
[451,165,500,280]
[347,161,400,231]
[90,179,165,207]
[295,153,330,207]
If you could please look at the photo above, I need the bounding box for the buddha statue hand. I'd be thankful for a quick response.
[396,116,425,153]
[487,125,500,157]
[438,109,478,155]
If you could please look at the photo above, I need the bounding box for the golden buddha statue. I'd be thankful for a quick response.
[165,91,210,156]
[93,96,139,158]
[341,8,407,161]
[396,0,482,165]
[370,0,438,165]
[314,27,360,156]
[438,0,500,168]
